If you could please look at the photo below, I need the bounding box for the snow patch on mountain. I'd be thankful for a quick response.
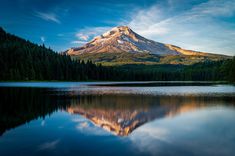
[117,40,123,44]
[66,26,215,56]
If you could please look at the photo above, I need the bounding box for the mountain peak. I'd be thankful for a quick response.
[66,26,226,58]
[111,25,130,30]
[109,26,131,34]
[98,25,133,39]
[67,26,181,55]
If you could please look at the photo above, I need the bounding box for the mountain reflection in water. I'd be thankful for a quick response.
[0,87,234,137]
[66,95,235,136]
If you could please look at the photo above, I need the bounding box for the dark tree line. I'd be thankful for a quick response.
[0,27,234,82]
[220,56,235,82]
[107,60,234,81]
[0,27,115,81]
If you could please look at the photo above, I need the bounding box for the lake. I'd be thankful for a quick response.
[0,82,235,156]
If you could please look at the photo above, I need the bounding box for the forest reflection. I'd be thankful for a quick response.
[0,87,234,137]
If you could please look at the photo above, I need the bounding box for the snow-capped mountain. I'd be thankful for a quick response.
[67,26,209,56]
[65,26,229,65]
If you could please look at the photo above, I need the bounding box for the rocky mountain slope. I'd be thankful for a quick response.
[66,26,230,65]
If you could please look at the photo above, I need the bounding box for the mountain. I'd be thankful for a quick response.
[66,26,230,65]
[67,26,180,55]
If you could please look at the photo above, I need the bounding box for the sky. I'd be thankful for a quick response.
[0,0,235,55]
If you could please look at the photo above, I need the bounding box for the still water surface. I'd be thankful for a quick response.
[0,82,235,156]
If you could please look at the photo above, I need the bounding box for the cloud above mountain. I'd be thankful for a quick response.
[127,0,235,54]
[34,11,61,24]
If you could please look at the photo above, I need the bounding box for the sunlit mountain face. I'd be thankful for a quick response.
[65,26,230,65]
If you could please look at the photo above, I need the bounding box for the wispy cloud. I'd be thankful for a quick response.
[71,40,87,44]
[127,0,235,55]
[76,121,89,129]
[190,0,235,17]
[34,11,61,24]
[75,26,112,41]
[41,120,45,126]
[72,118,109,136]
[76,33,89,41]
[40,36,45,43]
[71,26,112,46]
[128,5,168,36]
[38,139,60,151]
[130,126,171,155]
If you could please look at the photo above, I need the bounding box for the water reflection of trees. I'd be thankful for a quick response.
[0,87,71,136]
[0,88,234,136]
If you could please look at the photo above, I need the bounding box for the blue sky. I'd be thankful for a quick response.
[0,0,235,55]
